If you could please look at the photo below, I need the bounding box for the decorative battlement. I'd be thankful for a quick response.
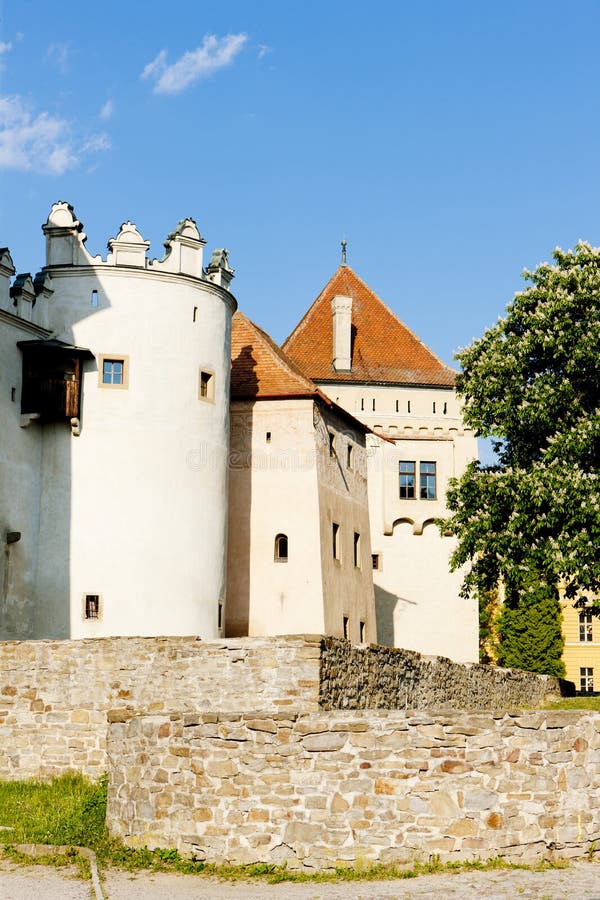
[42,201,233,286]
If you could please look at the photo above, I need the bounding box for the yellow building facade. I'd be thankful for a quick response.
[561,599,600,692]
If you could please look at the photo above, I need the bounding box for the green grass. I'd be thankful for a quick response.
[0,774,592,882]
[542,697,600,711]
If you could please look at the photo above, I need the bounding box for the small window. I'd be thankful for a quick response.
[359,621,366,642]
[218,602,223,629]
[360,398,364,411]
[433,402,436,414]
[193,306,198,322]
[399,461,416,499]
[91,289,98,308]
[353,532,361,568]
[274,533,288,562]
[372,553,381,571]
[372,399,376,411]
[580,667,594,693]
[343,615,350,639]
[407,400,411,413]
[443,402,447,415]
[395,400,399,412]
[11,387,16,402]
[420,461,436,500]
[346,444,353,469]
[99,355,128,389]
[103,359,123,385]
[266,431,272,443]
[84,594,100,620]
[328,432,336,458]
[579,611,593,642]
[332,522,341,561]
[199,370,215,402]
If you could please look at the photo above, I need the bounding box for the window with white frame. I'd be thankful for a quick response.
[399,461,416,499]
[420,461,436,499]
[580,667,594,692]
[579,610,593,642]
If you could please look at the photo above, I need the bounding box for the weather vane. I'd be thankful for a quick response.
[341,239,347,266]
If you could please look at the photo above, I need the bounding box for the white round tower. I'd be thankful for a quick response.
[33,202,236,638]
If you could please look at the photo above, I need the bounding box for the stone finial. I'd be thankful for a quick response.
[106,222,150,268]
[205,248,235,290]
[10,273,36,322]
[43,202,92,267]
[0,248,16,312]
[154,217,206,277]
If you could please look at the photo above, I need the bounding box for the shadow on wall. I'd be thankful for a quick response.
[375,583,401,647]
[225,344,258,637]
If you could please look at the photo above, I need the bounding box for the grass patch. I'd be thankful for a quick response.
[0,774,590,883]
[542,697,600,711]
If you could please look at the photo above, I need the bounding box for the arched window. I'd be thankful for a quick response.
[274,533,288,562]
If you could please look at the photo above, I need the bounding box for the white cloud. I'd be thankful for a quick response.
[257,44,271,60]
[99,99,114,120]
[0,95,110,175]
[0,41,12,55]
[45,41,70,74]
[142,33,247,95]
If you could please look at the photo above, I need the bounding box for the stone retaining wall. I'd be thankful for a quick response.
[107,708,600,868]
[320,638,571,710]
[0,636,321,779]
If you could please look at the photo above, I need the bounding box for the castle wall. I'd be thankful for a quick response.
[107,708,600,867]
[0,635,567,782]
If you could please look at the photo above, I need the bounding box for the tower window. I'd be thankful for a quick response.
[360,398,364,411]
[91,290,98,308]
[347,444,353,469]
[266,431,272,443]
[343,615,350,639]
[407,400,411,413]
[99,355,129,389]
[84,594,100,620]
[372,399,376,411]
[274,533,288,562]
[372,553,381,570]
[199,370,215,402]
[360,621,366,642]
[329,432,336,457]
[395,400,399,412]
[353,532,361,568]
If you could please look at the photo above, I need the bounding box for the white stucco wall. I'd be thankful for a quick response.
[317,381,479,662]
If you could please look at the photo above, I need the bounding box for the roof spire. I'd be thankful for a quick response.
[341,239,347,266]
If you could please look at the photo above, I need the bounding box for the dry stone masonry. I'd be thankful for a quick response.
[107,709,600,868]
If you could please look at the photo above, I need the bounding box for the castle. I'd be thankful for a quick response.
[0,203,477,662]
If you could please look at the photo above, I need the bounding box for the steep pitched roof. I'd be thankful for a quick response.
[282,266,456,387]
[231,311,318,399]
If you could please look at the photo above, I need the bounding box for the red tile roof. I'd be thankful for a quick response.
[230,311,372,436]
[231,311,318,399]
[282,266,456,387]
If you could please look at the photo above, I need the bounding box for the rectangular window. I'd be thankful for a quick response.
[332,522,341,561]
[371,553,380,570]
[360,621,366,643]
[353,532,361,568]
[199,370,215,402]
[103,359,123,384]
[579,611,593,642]
[420,461,436,500]
[343,615,349,639]
[98,355,129,389]
[399,461,416,499]
[84,594,100,619]
[580,667,594,692]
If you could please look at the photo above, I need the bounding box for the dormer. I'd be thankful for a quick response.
[0,248,16,312]
[156,218,206,277]
[106,222,150,268]
[10,273,36,322]
[205,248,235,290]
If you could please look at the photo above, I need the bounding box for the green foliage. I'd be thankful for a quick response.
[497,581,565,676]
[443,242,600,655]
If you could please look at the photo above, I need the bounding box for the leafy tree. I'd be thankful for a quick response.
[443,242,600,670]
[496,579,565,677]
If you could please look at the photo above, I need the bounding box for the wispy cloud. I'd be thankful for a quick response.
[257,44,271,60]
[142,33,247,95]
[45,41,70,74]
[0,95,110,175]
[0,41,12,55]
[99,99,114,120]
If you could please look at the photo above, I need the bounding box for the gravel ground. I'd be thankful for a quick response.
[2,861,600,900]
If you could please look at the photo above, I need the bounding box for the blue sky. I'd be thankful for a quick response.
[2,0,600,389]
